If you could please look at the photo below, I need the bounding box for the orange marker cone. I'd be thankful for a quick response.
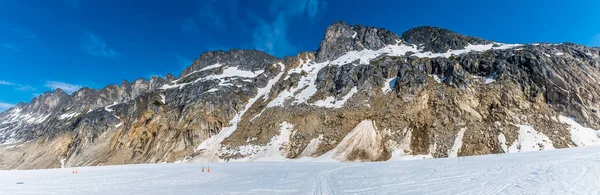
[72,170,74,174]
[202,166,204,172]
[207,166,210,173]
[76,170,78,174]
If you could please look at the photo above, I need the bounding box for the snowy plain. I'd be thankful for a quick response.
[2,146,600,195]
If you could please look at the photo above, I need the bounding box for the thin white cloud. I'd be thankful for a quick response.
[15,85,36,91]
[193,2,226,30]
[175,54,193,67]
[251,0,326,56]
[81,33,119,58]
[181,19,200,33]
[45,81,82,94]
[0,80,36,91]
[12,27,38,40]
[3,44,22,52]
[0,102,15,110]
[252,15,296,55]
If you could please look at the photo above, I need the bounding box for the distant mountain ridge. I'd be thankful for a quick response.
[1,22,600,169]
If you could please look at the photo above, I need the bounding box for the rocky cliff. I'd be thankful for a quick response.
[1,22,600,169]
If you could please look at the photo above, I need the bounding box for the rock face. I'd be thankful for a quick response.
[401,26,492,53]
[1,22,600,169]
[316,22,400,62]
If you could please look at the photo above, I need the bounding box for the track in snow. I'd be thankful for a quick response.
[2,146,600,194]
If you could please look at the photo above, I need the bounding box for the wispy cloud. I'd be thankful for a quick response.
[81,33,119,58]
[252,15,296,55]
[45,81,82,94]
[0,80,36,91]
[175,54,193,67]
[12,27,38,40]
[181,19,200,33]
[15,85,36,91]
[193,2,226,30]
[251,0,327,56]
[0,102,15,110]
[3,44,22,52]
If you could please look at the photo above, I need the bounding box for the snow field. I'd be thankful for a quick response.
[3,146,600,194]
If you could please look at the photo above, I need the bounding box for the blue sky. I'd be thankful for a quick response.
[1,0,599,111]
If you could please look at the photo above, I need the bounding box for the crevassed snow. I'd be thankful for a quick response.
[558,115,600,147]
[194,63,285,162]
[312,87,358,109]
[381,78,396,93]
[4,146,600,194]
[58,113,78,120]
[448,128,467,158]
[507,125,555,153]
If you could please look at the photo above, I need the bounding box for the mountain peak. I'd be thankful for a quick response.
[315,22,400,62]
[401,26,492,53]
[180,49,281,77]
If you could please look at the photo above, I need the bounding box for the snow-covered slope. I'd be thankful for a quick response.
[2,146,600,194]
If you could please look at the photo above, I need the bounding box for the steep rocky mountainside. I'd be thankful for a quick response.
[1,22,600,169]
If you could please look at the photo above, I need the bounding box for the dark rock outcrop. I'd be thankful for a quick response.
[401,26,492,53]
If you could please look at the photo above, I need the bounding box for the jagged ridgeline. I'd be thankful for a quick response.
[1,22,600,169]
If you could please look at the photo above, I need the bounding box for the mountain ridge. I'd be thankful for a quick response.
[1,22,600,169]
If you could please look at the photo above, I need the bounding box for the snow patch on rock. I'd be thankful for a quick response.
[300,135,323,157]
[321,120,385,161]
[507,125,555,153]
[312,87,358,109]
[498,133,508,152]
[559,115,600,147]
[58,113,78,120]
[104,102,118,112]
[429,74,445,83]
[448,128,467,157]
[193,63,285,162]
[161,66,264,90]
[381,78,397,93]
